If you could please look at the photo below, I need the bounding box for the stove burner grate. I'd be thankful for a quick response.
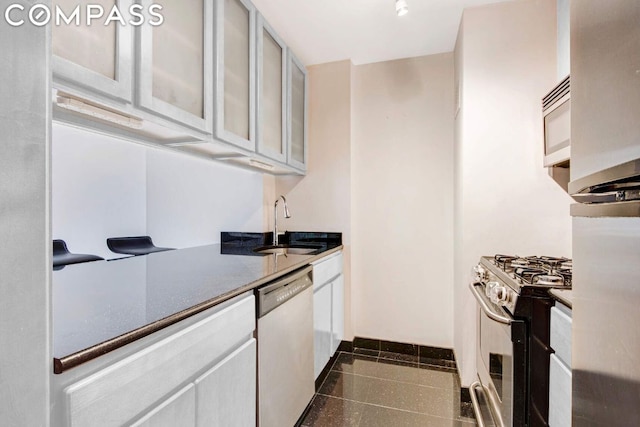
[493,254,572,288]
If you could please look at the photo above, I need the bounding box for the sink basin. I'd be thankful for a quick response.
[253,245,319,255]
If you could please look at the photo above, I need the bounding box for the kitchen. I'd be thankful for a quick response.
[1,0,639,426]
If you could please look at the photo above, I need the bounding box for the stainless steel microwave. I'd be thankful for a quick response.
[542,75,570,167]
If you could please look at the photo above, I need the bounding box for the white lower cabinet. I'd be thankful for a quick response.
[131,384,196,427]
[549,303,572,427]
[312,251,344,379]
[549,354,571,427]
[331,274,345,356]
[56,292,256,427]
[313,282,332,379]
[195,339,256,427]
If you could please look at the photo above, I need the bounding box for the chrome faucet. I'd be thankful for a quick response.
[273,195,291,246]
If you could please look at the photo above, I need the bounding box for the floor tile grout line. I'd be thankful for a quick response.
[326,368,463,393]
[337,351,459,373]
[314,351,348,394]
[315,392,475,424]
[308,351,472,426]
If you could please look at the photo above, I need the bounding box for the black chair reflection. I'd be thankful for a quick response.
[106,236,174,256]
[53,239,104,270]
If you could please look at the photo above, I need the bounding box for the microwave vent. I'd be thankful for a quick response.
[542,75,570,111]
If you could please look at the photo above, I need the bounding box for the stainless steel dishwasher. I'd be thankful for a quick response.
[256,265,314,427]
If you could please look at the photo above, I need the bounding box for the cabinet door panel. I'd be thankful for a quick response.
[550,305,572,368]
[549,354,572,427]
[130,384,195,427]
[196,339,256,427]
[256,15,287,162]
[313,283,332,379]
[287,52,307,171]
[52,0,132,102]
[64,294,254,427]
[215,0,256,150]
[138,0,212,131]
[152,0,204,118]
[312,251,343,289]
[331,275,345,356]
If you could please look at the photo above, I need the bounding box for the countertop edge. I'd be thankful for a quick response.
[549,289,573,309]
[54,245,344,374]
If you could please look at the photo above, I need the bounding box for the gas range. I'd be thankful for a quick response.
[470,254,572,426]
[474,254,572,315]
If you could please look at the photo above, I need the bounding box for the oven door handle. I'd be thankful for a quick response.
[469,381,486,427]
[469,283,512,325]
[470,380,505,427]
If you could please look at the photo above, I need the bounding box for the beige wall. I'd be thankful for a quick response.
[351,54,455,347]
[453,0,573,386]
[270,55,455,347]
[272,60,354,338]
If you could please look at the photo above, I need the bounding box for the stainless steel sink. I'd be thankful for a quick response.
[253,246,319,255]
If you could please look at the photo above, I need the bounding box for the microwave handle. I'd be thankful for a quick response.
[469,283,512,325]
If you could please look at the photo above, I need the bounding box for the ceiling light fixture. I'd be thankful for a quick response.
[396,0,408,16]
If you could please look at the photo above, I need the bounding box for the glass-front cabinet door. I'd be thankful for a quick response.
[138,0,213,132]
[256,14,287,163]
[287,52,308,172]
[52,0,133,103]
[214,0,256,151]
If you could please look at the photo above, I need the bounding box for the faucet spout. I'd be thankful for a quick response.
[273,195,291,246]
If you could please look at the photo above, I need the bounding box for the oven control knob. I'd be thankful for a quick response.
[485,281,497,298]
[473,265,487,282]
[489,283,509,305]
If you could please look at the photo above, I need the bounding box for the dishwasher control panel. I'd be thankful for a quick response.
[256,266,313,317]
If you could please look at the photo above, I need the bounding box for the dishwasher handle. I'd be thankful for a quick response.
[256,265,313,317]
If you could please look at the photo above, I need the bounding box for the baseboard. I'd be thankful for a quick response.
[460,386,471,403]
[352,336,457,368]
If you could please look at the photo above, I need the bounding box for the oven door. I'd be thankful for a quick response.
[470,283,527,427]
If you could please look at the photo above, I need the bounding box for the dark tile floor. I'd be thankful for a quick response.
[301,349,477,427]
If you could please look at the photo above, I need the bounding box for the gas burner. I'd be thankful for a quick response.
[534,256,571,270]
[494,255,517,269]
[513,267,567,287]
[494,255,532,270]
[490,254,572,289]
[556,268,572,286]
[533,274,565,286]
[511,258,531,268]
[560,260,572,270]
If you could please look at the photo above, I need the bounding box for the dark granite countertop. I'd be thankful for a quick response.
[53,232,342,373]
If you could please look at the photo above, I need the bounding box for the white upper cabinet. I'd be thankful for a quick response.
[51,0,308,174]
[52,0,133,103]
[557,0,570,80]
[256,14,287,163]
[138,0,213,132]
[287,51,308,172]
[214,0,256,151]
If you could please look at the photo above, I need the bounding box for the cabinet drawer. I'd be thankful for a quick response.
[549,354,572,427]
[551,305,572,368]
[64,293,255,427]
[312,251,343,289]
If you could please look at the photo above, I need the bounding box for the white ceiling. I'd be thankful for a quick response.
[251,0,514,66]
